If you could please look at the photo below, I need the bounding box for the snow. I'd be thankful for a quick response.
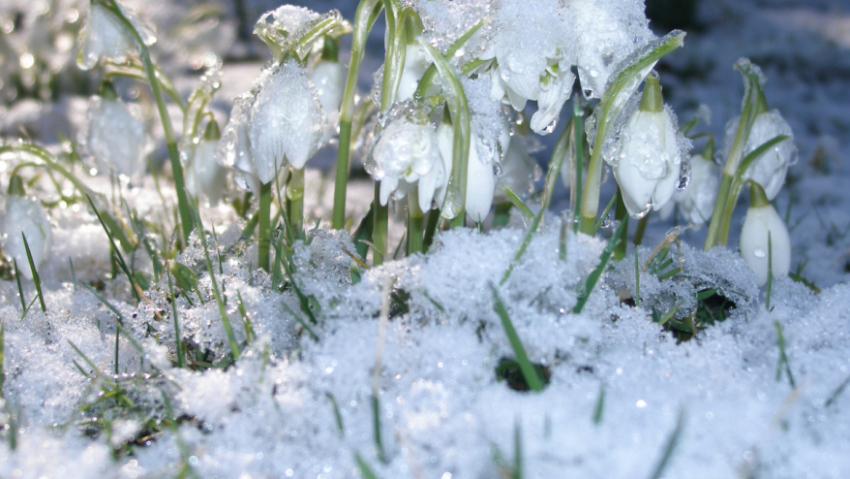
[1,0,850,478]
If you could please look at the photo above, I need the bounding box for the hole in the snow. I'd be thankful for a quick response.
[495,357,551,392]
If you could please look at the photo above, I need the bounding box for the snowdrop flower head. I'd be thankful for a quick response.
[367,103,446,213]
[610,76,686,218]
[723,109,796,200]
[84,82,150,179]
[254,6,346,62]
[739,182,791,286]
[78,0,156,70]
[310,38,346,145]
[249,61,327,183]
[187,120,228,205]
[672,144,721,225]
[484,0,576,135]
[495,136,540,202]
[216,94,261,194]
[2,176,52,280]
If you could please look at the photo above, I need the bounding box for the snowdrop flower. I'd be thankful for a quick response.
[310,40,345,145]
[85,83,149,178]
[483,0,576,135]
[740,182,791,286]
[78,0,156,70]
[368,109,446,213]
[1,176,51,280]
[723,109,796,200]
[397,42,439,102]
[495,136,539,202]
[249,61,327,184]
[254,6,345,62]
[216,94,261,194]
[187,120,228,205]
[672,146,721,225]
[610,76,684,218]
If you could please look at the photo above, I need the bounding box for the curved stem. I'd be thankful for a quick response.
[333,0,384,229]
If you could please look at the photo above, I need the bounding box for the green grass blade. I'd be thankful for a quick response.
[774,321,795,388]
[646,409,686,479]
[86,195,140,303]
[503,187,534,219]
[13,259,27,314]
[21,233,46,312]
[491,285,544,393]
[573,219,627,314]
[354,453,382,479]
[167,269,186,368]
[593,385,606,425]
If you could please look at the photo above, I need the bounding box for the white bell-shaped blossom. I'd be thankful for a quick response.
[187,121,228,205]
[310,59,345,145]
[722,110,796,200]
[672,152,721,225]
[495,136,539,202]
[368,111,446,213]
[740,183,791,286]
[568,0,654,99]
[78,1,156,70]
[609,77,685,218]
[84,93,149,178]
[2,179,51,280]
[249,61,327,183]
[216,94,261,194]
[254,6,345,62]
[482,0,576,135]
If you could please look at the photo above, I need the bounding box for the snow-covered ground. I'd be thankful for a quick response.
[0,1,849,478]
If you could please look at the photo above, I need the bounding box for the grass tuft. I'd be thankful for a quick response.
[491,285,547,393]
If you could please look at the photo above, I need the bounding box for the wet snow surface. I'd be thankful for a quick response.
[1,0,850,478]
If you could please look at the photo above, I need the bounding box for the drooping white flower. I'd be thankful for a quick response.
[187,121,228,205]
[84,88,149,179]
[215,94,261,194]
[310,58,345,144]
[248,61,327,183]
[740,182,791,286]
[1,177,51,280]
[368,110,446,213]
[482,0,576,135]
[672,152,721,225]
[495,136,539,203]
[610,76,685,218]
[78,1,156,70]
[722,109,796,200]
[568,0,654,99]
[253,6,344,62]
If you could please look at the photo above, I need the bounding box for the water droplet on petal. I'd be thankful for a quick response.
[753,248,766,258]
[677,160,691,191]
[632,203,652,220]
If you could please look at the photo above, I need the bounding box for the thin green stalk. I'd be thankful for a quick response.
[406,193,425,255]
[574,219,627,314]
[422,209,441,253]
[13,259,26,313]
[258,181,272,272]
[414,19,485,100]
[491,285,545,393]
[372,184,389,266]
[633,212,651,246]
[614,191,629,260]
[166,268,186,368]
[646,410,686,479]
[419,40,471,223]
[21,233,46,313]
[286,168,305,239]
[580,31,685,234]
[101,0,193,244]
[333,0,383,228]
[572,103,584,233]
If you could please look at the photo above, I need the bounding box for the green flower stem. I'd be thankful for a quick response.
[333,0,383,229]
[579,31,685,235]
[633,211,651,246]
[101,0,194,245]
[572,102,584,233]
[614,191,629,260]
[704,59,766,250]
[419,41,471,224]
[286,168,305,238]
[406,192,424,255]
[258,181,272,272]
[413,19,485,101]
[372,184,389,266]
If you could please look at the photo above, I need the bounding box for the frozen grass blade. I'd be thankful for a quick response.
[593,385,606,425]
[21,233,46,312]
[354,453,382,479]
[766,232,774,310]
[326,392,345,437]
[503,187,534,220]
[774,321,796,388]
[13,259,27,314]
[825,374,850,408]
[166,269,186,368]
[491,285,544,393]
[573,219,627,314]
[593,190,619,234]
[635,251,641,307]
[191,206,240,361]
[86,195,141,303]
[646,409,686,479]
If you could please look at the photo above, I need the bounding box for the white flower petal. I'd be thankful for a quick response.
[740,204,791,286]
